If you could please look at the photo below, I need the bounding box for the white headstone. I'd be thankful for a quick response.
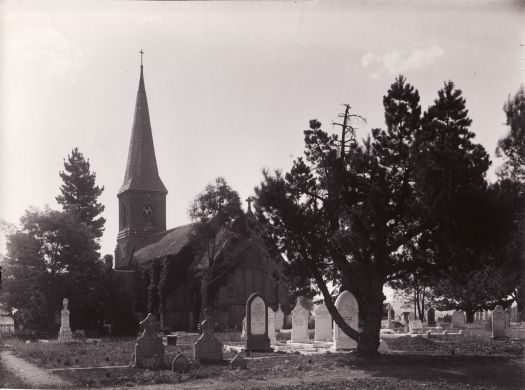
[333,291,358,350]
[241,316,247,339]
[267,309,276,342]
[409,319,423,333]
[290,301,309,342]
[58,298,72,341]
[452,310,466,329]
[250,296,266,335]
[492,305,506,339]
[275,305,284,331]
[314,304,332,341]
[378,339,389,353]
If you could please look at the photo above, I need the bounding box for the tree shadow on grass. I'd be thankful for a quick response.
[348,354,525,389]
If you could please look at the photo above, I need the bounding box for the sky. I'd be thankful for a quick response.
[1,0,524,307]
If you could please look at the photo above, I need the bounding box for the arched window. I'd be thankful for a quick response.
[141,205,154,228]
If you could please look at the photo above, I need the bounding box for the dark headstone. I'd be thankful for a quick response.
[134,313,165,369]
[427,307,436,326]
[172,353,190,373]
[229,353,247,369]
[167,335,177,346]
[492,305,506,339]
[246,292,272,352]
[194,319,223,363]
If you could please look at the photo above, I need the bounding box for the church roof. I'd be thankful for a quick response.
[118,64,167,195]
[132,223,196,263]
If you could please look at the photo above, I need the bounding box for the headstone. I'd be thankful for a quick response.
[333,291,358,350]
[275,305,284,331]
[408,312,415,321]
[492,305,506,339]
[229,353,247,369]
[135,313,164,369]
[426,307,436,326]
[245,292,271,351]
[58,298,72,341]
[504,308,511,328]
[290,300,309,343]
[452,310,466,329]
[171,353,189,373]
[378,339,389,353]
[194,319,223,363]
[386,304,394,329]
[314,304,332,341]
[409,320,424,333]
[167,335,177,346]
[241,317,247,340]
[267,309,276,342]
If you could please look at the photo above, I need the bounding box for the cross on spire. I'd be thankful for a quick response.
[139,49,144,67]
[246,196,254,211]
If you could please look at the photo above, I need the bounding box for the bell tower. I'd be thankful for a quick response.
[115,51,167,269]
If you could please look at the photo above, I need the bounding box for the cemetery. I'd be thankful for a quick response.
[1,3,525,390]
[1,290,524,389]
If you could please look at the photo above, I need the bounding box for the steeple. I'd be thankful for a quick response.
[115,53,168,269]
[118,55,167,195]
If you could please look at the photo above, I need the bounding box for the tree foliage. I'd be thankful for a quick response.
[255,77,491,355]
[497,85,525,181]
[188,177,243,321]
[56,147,105,240]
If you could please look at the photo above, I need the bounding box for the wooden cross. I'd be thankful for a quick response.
[140,49,144,67]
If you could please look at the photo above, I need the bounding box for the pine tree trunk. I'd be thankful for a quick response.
[356,279,384,357]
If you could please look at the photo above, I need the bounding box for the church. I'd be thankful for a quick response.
[113,59,291,331]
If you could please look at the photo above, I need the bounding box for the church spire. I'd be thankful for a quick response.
[118,52,167,195]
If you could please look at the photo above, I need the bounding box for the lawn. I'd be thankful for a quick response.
[1,335,523,389]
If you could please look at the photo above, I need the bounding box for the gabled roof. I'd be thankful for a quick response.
[118,65,167,195]
[132,223,196,263]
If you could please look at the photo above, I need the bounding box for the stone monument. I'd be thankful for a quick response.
[452,310,466,329]
[492,305,506,339]
[267,309,276,342]
[275,305,284,331]
[333,291,358,350]
[194,318,223,363]
[172,353,190,373]
[245,292,271,351]
[135,313,164,369]
[58,298,72,341]
[426,307,436,326]
[290,299,309,343]
[386,304,394,329]
[314,304,332,341]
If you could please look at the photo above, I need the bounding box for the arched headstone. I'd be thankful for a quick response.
[452,310,466,329]
[333,291,358,350]
[492,305,506,339]
[268,309,276,342]
[290,300,309,342]
[426,307,436,326]
[314,304,332,341]
[275,305,284,331]
[245,292,271,351]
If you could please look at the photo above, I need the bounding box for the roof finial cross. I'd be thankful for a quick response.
[246,196,254,211]
[139,49,144,67]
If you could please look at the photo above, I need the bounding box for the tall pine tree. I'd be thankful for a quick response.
[56,148,105,240]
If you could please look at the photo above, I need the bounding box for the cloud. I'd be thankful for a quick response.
[361,45,444,77]
[8,26,92,76]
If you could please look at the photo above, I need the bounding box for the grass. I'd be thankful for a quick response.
[2,335,523,389]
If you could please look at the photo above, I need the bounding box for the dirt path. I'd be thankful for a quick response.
[0,350,71,388]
